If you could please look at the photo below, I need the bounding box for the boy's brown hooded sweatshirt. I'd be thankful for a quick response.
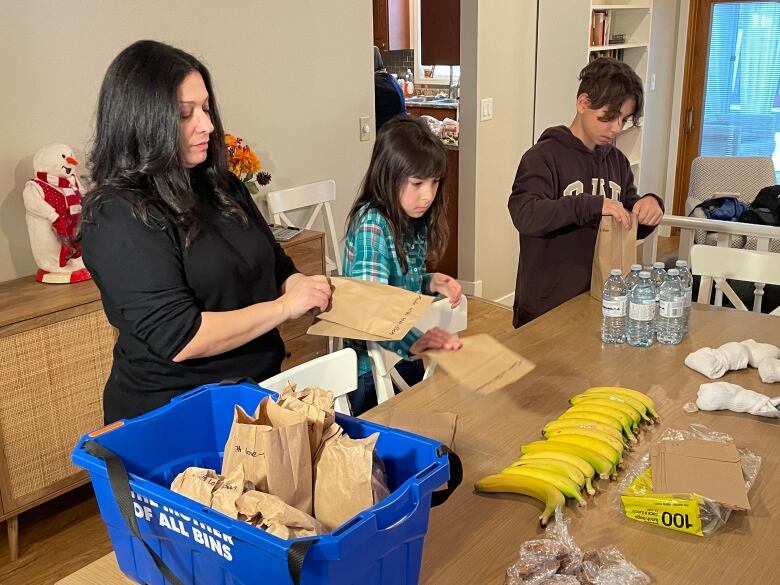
[508,125,663,327]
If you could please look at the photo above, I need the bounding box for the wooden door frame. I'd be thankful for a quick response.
[672,0,764,216]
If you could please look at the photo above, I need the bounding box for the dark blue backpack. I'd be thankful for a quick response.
[691,196,749,222]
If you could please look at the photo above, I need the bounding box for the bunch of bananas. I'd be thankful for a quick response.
[475,386,659,526]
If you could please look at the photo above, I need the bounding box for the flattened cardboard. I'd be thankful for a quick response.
[651,440,750,510]
[424,334,536,395]
[307,277,434,341]
[388,409,458,450]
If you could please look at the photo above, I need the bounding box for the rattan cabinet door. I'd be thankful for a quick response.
[0,309,113,513]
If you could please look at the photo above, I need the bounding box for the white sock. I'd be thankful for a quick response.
[758,358,780,384]
[740,339,780,368]
[697,382,780,418]
[717,341,750,370]
[685,347,729,379]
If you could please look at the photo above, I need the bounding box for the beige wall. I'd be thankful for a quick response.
[0,0,374,282]
[459,0,537,301]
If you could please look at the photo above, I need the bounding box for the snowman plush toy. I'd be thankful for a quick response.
[23,143,91,283]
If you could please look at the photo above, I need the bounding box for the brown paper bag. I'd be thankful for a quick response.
[278,383,336,461]
[307,277,434,341]
[424,334,536,395]
[388,410,458,450]
[236,490,327,539]
[170,467,221,506]
[313,432,389,530]
[210,464,245,519]
[221,398,313,514]
[590,215,637,301]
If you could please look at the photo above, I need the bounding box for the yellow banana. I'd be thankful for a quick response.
[474,473,564,526]
[500,466,586,506]
[565,403,636,436]
[507,458,592,495]
[571,392,651,424]
[514,451,597,495]
[544,433,622,467]
[583,386,660,420]
[545,427,627,454]
[543,418,632,445]
[521,440,613,479]
[557,410,636,442]
[570,396,642,427]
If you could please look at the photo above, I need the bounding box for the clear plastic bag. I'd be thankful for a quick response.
[505,508,650,584]
[612,424,761,536]
[419,115,442,138]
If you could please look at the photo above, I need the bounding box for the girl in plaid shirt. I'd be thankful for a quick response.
[343,117,462,415]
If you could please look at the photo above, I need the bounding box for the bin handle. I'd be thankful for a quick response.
[83,440,314,585]
[430,445,463,508]
[218,377,259,385]
[83,440,186,585]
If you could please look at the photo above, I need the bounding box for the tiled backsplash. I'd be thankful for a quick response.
[380,49,449,96]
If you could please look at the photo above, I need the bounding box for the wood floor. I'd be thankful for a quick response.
[0,235,683,585]
[0,485,112,585]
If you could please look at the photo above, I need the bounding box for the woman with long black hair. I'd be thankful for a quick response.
[80,40,331,423]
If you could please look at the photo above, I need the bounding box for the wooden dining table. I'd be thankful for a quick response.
[365,294,780,585]
[57,294,780,584]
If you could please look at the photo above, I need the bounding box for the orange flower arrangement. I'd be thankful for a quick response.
[224,133,271,194]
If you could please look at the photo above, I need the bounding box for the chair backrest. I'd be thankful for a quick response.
[689,244,780,312]
[259,348,357,415]
[685,156,776,215]
[367,296,469,404]
[266,179,342,275]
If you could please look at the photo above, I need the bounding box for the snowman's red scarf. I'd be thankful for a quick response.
[35,171,81,195]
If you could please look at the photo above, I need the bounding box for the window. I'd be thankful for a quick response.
[410,0,460,86]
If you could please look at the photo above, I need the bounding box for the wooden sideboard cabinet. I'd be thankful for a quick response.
[0,277,113,562]
[0,229,326,561]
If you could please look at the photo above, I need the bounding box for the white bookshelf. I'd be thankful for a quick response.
[535,0,653,189]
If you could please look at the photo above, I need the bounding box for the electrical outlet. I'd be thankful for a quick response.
[480,98,493,121]
[359,116,371,141]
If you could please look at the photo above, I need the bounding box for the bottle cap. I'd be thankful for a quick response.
[653,262,665,268]
[610,268,622,276]
[630,264,642,271]
[675,260,688,267]
[639,271,651,278]
[667,268,679,276]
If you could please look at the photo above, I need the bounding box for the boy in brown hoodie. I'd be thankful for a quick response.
[508,57,664,327]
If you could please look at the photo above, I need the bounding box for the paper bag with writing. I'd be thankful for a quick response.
[236,490,327,539]
[307,277,434,341]
[313,432,390,530]
[170,467,221,506]
[278,383,336,461]
[210,464,245,519]
[221,398,313,514]
[424,334,535,395]
[590,215,637,301]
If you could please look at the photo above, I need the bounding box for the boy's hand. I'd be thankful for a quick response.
[602,198,632,229]
[409,327,462,355]
[429,273,462,308]
[632,196,664,226]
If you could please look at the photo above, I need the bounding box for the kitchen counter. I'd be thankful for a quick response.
[406,100,459,110]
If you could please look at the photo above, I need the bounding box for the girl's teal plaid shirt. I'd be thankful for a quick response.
[341,207,434,376]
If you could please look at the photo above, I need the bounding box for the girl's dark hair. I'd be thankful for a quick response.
[346,116,449,272]
[81,40,247,245]
[577,57,644,127]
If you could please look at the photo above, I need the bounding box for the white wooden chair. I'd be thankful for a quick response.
[689,244,780,316]
[266,179,342,275]
[259,348,357,415]
[367,295,468,405]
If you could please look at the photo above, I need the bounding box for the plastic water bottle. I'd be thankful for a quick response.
[624,264,642,292]
[675,260,693,333]
[656,269,685,345]
[601,269,627,344]
[649,262,667,305]
[626,271,656,347]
